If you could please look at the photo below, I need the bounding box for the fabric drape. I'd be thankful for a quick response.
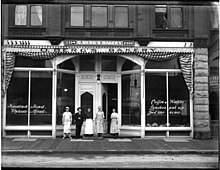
[2,49,194,94]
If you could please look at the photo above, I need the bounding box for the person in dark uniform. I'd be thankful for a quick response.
[73,107,84,139]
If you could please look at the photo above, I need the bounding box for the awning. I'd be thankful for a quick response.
[2,45,194,95]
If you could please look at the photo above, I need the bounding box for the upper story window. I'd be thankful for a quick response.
[31,6,43,26]
[155,5,182,29]
[92,6,107,27]
[15,5,43,26]
[70,6,84,26]
[115,6,128,28]
[15,5,27,25]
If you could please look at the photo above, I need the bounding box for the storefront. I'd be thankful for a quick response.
[2,39,194,138]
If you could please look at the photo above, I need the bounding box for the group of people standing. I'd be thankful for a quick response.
[62,106,119,139]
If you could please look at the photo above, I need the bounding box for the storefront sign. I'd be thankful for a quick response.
[64,40,135,46]
[148,99,185,115]
[4,40,51,46]
[7,104,47,114]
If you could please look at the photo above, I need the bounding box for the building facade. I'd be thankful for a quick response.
[1,0,219,139]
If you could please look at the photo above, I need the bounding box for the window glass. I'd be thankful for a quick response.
[57,59,75,70]
[170,7,182,28]
[6,71,29,125]
[92,6,107,27]
[71,6,84,26]
[57,73,75,125]
[79,55,95,71]
[15,5,27,25]
[115,7,128,27]
[31,6,43,26]
[145,73,167,127]
[168,73,190,127]
[15,56,52,68]
[122,73,141,126]
[122,60,141,71]
[30,71,52,125]
[155,6,168,29]
[145,58,180,69]
[102,56,117,71]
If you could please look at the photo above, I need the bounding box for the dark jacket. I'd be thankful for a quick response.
[86,112,93,119]
[74,112,85,125]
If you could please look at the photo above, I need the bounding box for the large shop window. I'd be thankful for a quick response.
[70,6,84,26]
[56,73,75,125]
[91,6,108,27]
[115,6,128,28]
[122,60,141,126]
[155,5,182,29]
[7,72,29,125]
[145,58,190,128]
[30,72,52,125]
[6,71,52,126]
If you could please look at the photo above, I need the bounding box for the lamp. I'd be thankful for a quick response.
[97,74,101,84]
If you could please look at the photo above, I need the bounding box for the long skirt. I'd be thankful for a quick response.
[110,119,119,134]
[96,119,104,134]
[84,119,94,135]
[63,121,71,134]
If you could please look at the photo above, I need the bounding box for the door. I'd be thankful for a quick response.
[102,83,118,133]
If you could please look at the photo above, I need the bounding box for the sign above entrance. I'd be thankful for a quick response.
[63,40,135,46]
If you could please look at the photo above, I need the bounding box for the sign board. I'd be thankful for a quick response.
[64,40,135,46]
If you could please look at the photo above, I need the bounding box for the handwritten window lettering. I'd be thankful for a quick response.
[7,104,47,114]
[15,5,27,25]
[31,5,43,26]
[148,99,186,116]
[70,6,84,26]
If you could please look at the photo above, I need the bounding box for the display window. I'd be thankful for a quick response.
[6,71,52,126]
[145,58,190,128]
[6,71,29,125]
[30,71,52,125]
[56,72,75,125]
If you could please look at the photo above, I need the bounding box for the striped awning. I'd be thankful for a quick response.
[2,45,194,95]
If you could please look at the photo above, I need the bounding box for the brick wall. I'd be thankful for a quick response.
[193,48,211,139]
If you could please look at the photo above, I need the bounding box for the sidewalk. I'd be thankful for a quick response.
[2,137,218,155]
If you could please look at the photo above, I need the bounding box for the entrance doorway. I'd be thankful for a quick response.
[102,83,118,133]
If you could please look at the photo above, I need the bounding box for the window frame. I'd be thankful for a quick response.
[155,5,183,29]
[14,4,44,27]
[91,5,108,28]
[114,6,129,28]
[69,5,85,27]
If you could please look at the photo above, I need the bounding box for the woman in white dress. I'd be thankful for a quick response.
[62,106,72,139]
[110,108,119,138]
[95,106,104,137]
[84,108,94,136]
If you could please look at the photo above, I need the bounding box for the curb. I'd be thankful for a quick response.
[2,150,219,155]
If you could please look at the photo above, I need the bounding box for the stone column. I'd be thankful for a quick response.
[193,48,210,139]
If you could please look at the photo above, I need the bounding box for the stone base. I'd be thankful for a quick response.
[194,131,211,139]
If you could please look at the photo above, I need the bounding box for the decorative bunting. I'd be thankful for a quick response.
[2,45,194,94]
